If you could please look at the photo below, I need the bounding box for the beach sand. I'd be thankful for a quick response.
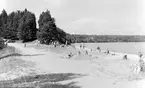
[1,42,145,88]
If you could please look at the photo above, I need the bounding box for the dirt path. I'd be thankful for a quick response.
[8,43,145,88]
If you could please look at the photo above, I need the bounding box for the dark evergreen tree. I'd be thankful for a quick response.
[0,9,70,44]
[0,9,8,38]
[0,13,2,37]
[17,9,37,42]
[6,12,16,39]
[37,10,68,44]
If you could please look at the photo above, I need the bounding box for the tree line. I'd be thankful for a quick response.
[0,9,37,41]
[0,9,145,44]
[0,9,70,44]
[70,34,145,43]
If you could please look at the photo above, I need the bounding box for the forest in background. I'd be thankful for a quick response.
[0,9,145,44]
[70,34,145,43]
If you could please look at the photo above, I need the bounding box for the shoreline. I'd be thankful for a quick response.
[75,45,139,57]
[74,42,145,55]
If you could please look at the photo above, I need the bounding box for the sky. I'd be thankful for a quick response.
[0,0,145,35]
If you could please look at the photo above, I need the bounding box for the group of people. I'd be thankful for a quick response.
[65,44,145,75]
[65,44,145,73]
[122,51,145,61]
[131,51,145,75]
[66,44,116,59]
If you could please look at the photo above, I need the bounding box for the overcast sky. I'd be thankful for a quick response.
[0,0,145,35]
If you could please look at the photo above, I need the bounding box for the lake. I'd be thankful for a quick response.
[75,42,145,55]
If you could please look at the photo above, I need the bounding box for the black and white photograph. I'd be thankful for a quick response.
[0,0,145,88]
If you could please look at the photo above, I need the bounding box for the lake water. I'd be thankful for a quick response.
[75,42,145,55]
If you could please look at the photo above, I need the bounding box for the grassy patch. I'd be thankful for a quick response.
[0,73,83,88]
[0,46,18,56]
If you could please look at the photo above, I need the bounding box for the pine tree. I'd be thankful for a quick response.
[37,10,68,44]
[6,12,16,39]
[0,9,8,38]
[17,9,37,42]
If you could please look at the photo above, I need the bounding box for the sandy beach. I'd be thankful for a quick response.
[0,42,144,88]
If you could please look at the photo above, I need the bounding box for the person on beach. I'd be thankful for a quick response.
[131,52,145,75]
[80,44,82,49]
[67,52,73,59]
[65,41,68,46]
[138,51,143,59]
[82,44,86,49]
[123,55,128,60]
[106,49,110,55]
[90,48,93,51]
[112,52,116,56]
[24,44,26,47]
[139,58,145,72]
[78,51,81,55]
[72,45,76,49]
[85,50,88,55]
[131,56,145,75]
[97,46,101,52]
[61,44,65,47]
